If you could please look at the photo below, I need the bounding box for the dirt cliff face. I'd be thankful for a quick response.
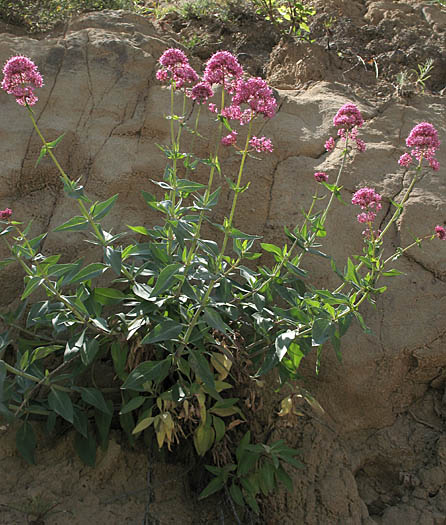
[0,2,445,523]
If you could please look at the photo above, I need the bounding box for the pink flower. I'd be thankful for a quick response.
[156,48,198,89]
[333,103,364,129]
[231,77,277,120]
[172,64,199,89]
[357,211,376,223]
[331,104,366,152]
[2,55,43,106]
[352,187,382,225]
[221,131,238,146]
[355,138,366,153]
[429,158,440,171]
[249,136,274,153]
[189,82,214,104]
[208,103,218,113]
[221,104,242,121]
[398,152,413,167]
[156,69,168,82]
[0,208,12,220]
[435,225,446,240]
[314,171,328,183]
[362,228,381,239]
[325,136,335,152]
[203,51,244,86]
[399,122,441,171]
[159,48,188,68]
[352,187,382,211]
[406,122,440,151]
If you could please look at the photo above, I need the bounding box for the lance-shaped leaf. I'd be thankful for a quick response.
[141,320,183,344]
[16,421,37,464]
[121,357,172,391]
[48,388,74,424]
[150,263,182,297]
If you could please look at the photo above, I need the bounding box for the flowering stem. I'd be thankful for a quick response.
[320,137,349,227]
[217,118,254,265]
[25,105,107,246]
[176,256,241,357]
[2,230,103,331]
[183,88,226,271]
[334,160,421,295]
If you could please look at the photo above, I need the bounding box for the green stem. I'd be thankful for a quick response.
[2,234,88,325]
[25,105,107,246]
[182,88,226,271]
[176,257,241,357]
[334,160,422,294]
[217,118,254,265]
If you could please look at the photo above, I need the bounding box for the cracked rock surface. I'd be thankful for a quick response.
[0,6,445,524]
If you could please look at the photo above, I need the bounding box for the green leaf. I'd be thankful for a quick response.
[70,263,109,284]
[275,465,293,492]
[257,330,295,376]
[30,345,63,364]
[176,179,207,193]
[93,287,127,305]
[241,485,260,514]
[21,276,44,300]
[0,361,6,404]
[90,194,118,221]
[80,338,100,366]
[120,396,146,415]
[382,269,404,277]
[64,330,87,361]
[119,412,135,447]
[229,227,262,241]
[16,421,36,464]
[203,307,231,335]
[312,318,335,346]
[54,215,89,232]
[189,349,217,397]
[73,407,88,438]
[229,483,245,507]
[111,341,128,380]
[74,428,96,466]
[198,475,225,500]
[121,358,172,391]
[151,263,182,297]
[132,416,154,434]
[141,320,183,344]
[261,243,283,258]
[127,225,152,236]
[212,415,225,443]
[95,401,113,449]
[78,387,112,414]
[104,246,122,275]
[48,388,74,424]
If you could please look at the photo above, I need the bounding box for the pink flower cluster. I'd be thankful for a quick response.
[314,171,328,183]
[325,103,366,153]
[333,103,364,129]
[156,48,199,89]
[189,81,214,104]
[0,208,12,220]
[231,77,277,119]
[221,130,238,147]
[203,51,244,86]
[1,55,43,106]
[398,122,440,171]
[352,187,382,225]
[435,225,446,240]
[249,136,273,153]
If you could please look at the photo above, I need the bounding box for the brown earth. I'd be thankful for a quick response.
[0,1,445,524]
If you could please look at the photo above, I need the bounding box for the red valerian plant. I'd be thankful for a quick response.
[0,52,443,520]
